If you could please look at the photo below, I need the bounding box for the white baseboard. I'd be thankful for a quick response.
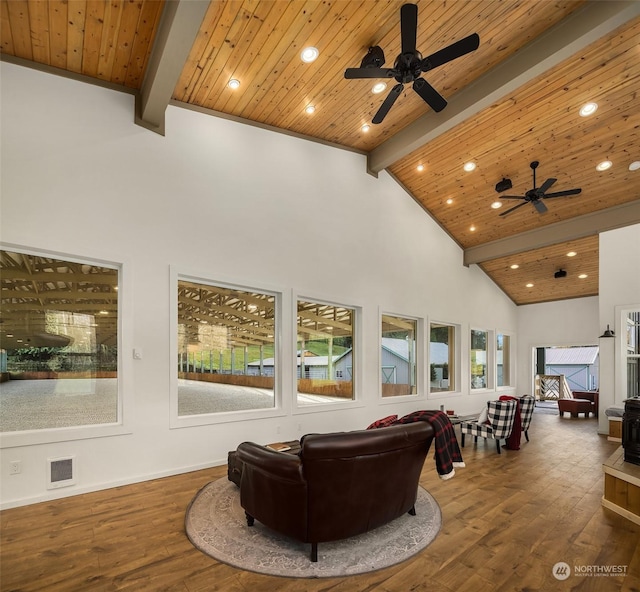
[0,457,228,510]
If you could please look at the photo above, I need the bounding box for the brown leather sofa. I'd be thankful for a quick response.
[235,421,435,561]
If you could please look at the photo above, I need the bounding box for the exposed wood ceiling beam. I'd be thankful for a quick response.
[135,0,209,135]
[368,1,640,174]
[463,200,640,266]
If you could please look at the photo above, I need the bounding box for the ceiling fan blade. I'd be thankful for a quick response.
[344,67,396,79]
[538,177,557,194]
[421,33,480,71]
[499,202,528,217]
[500,195,526,200]
[400,3,418,54]
[534,199,548,214]
[413,78,447,112]
[543,188,582,198]
[372,83,404,124]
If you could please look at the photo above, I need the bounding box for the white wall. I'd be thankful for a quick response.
[516,296,600,398]
[599,224,640,433]
[516,224,640,434]
[0,63,517,508]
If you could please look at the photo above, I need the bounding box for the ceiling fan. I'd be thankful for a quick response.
[499,161,582,217]
[343,3,479,124]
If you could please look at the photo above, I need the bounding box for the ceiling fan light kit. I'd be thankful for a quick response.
[554,269,567,279]
[344,3,479,124]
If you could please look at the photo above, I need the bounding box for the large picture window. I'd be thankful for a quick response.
[470,329,490,390]
[177,280,277,416]
[0,248,119,433]
[497,333,511,387]
[430,323,456,393]
[381,314,417,397]
[297,299,355,404]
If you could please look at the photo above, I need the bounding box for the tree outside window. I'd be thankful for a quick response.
[471,329,488,389]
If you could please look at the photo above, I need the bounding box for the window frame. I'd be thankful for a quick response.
[0,243,133,449]
[428,320,461,398]
[615,304,640,402]
[496,331,514,389]
[170,268,285,429]
[470,327,494,392]
[293,293,363,414]
[379,311,423,400]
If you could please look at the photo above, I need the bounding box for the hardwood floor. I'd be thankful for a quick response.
[1,412,639,592]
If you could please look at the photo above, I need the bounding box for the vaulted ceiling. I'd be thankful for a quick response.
[2,0,639,306]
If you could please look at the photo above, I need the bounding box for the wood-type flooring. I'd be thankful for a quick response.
[1,412,639,591]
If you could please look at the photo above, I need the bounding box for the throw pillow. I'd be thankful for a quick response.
[478,405,489,425]
[366,414,398,429]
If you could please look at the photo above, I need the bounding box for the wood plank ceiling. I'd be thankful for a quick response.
[2,0,639,306]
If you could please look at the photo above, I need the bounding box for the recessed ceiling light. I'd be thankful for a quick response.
[463,162,476,172]
[372,82,387,94]
[469,225,476,232]
[305,104,316,114]
[629,161,640,171]
[446,198,453,205]
[361,124,370,133]
[526,283,534,288]
[579,102,598,117]
[491,201,502,209]
[417,164,425,172]
[300,46,319,63]
[567,251,577,257]
[510,264,519,269]
[596,160,612,171]
[228,79,240,90]
[578,274,588,279]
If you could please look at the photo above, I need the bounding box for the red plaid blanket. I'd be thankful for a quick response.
[394,410,465,480]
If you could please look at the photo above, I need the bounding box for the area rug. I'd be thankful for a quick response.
[185,478,442,578]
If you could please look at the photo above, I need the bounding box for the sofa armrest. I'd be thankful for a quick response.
[236,442,304,483]
[236,441,308,542]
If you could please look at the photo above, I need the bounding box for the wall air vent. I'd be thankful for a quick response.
[46,456,76,489]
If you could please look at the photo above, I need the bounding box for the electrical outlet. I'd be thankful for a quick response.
[9,460,22,475]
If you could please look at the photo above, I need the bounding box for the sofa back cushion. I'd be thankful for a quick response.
[300,422,434,543]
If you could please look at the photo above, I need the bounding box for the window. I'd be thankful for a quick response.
[470,329,490,389]
[626,311,640,398]
[430,323,456,393]
[297,299,354,404]
[497,333,511,387]
[381,314,417,396]
[0,248,119,433]
[177,279,277,416]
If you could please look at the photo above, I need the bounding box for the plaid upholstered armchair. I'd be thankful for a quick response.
[460,399,518,455]
[518,395,536,442]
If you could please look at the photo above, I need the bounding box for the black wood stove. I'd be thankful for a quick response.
[622,398,640,466]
